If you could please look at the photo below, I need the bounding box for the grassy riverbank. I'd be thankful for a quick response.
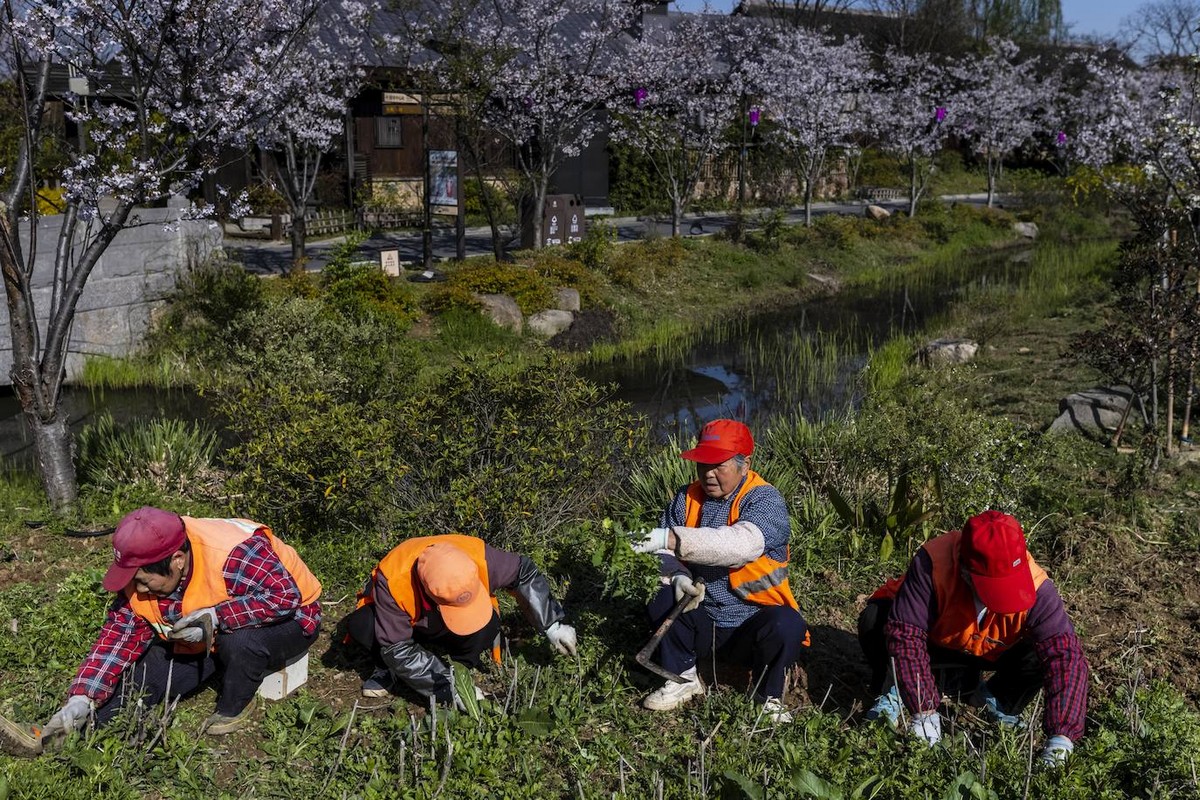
[6,192,1200,798]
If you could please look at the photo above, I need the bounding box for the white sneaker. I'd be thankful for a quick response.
[642,669,705,711]
[761,697,793,724]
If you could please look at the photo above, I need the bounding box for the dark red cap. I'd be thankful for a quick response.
[102,507,186,592]
[680,419,755,464]
[960,511,1036,614]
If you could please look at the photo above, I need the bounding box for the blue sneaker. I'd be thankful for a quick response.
[976,683,1025,729]
[865,684,902,727]
[361,668,395,698]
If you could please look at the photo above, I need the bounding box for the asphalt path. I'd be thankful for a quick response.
[226,194,992,276]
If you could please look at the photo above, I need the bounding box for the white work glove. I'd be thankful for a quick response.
[169,606,219,643]
[632,528,671,554]
[909,711,942,746]
[545,621,578,656]
[671,574,705,612]
[1040,735,1073,767]
[41,695,93,739]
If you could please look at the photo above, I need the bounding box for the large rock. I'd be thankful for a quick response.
[1048,386,1138,437]
[554,287,581,312]
[527,309,574,337]
[865,204,891,221]
[1013,221,1039,239]
[474,293,523,333]
[917,338,978,367]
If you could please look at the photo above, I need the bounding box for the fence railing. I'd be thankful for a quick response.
[856,186,908,202]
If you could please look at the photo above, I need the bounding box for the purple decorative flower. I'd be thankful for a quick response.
[634,87,648,108]
[1056,130,1067,145]
[934,106,947,123]
[748,106,760,127]
[522,96,534,110]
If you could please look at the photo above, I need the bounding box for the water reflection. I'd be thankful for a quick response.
[582,246,1034,442]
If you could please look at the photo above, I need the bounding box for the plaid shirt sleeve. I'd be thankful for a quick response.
[1035,630,1088,740]
[67,595,154,706]
[886,619,942,714]
[217,532,320,635]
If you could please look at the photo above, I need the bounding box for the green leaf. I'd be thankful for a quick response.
[515,708,553,737]
[790,769,844,800]
[719,771,765,800]
[879,531,895,562]
[826,486,860,527]
[452,664,482,720]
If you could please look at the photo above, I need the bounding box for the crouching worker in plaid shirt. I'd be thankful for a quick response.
[42,507,321,739]
[857,511,1088,768]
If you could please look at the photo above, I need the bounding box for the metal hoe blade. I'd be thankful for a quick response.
[634,581,703,684]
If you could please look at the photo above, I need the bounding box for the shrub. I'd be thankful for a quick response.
[521,251,602,307]
[221,296,424,404]
[565,219,617,272]
[148,257,266,363]
[427,261,555,315]
[320,260,418,327]
[221,387,400,538]
[386,352,648,556]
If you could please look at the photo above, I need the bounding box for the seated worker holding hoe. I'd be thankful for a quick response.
[633,419,809,723]
[858,510,1087,767]
[7,507,321,753]
[344,534,577,706]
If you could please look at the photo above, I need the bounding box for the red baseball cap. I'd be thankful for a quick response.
[102,507,187,592]
[680,419,755,464]
[960,511,1036,614]
[417,543,493,635]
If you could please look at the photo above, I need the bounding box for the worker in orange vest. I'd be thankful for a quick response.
[344,534,576,706]
[41,507,321,741]
[632,419,808,723]
[858,510,1087,767]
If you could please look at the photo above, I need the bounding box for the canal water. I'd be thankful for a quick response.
[581,245,1036,441]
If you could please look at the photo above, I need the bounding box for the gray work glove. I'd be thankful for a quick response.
[169,607,218,645]
[1040,735,1073,767]
[671,574,705,612]
[909,711,942,746]
[631,528,670,554]
[545,621,578,656]
[41,695,92,739]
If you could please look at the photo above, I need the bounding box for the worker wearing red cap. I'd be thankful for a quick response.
[344,534,576,705]
[39,508,321,741]
[632,419,808,723]
[858,510,1088,766]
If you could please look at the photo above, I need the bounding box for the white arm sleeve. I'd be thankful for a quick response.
[673,521,765,568]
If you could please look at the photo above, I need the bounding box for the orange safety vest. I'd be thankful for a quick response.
[871,529,1048,661]
[683,471,801,612]
[126,517,322,655]
[361,534,502,663]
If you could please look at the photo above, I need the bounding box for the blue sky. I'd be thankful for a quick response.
[671,0,1130,40]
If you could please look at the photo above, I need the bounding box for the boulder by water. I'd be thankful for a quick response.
[475,293,523,333]
[917,338,978,367]
[1048,386,1139,438]
[528,309,574,337]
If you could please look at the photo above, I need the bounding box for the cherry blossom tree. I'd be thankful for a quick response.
[260,2,371,269]
[875,49,954,217]
[611,16,759,237]
[948,38,1046,207]
[0,0,362,510]
[476,0,642,248]
[760,29,874,226]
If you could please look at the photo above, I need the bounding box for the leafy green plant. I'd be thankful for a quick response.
[76,414,220,498]
[590,519,660,602]
[826,471,940,561]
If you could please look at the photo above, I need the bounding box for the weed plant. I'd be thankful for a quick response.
[76,414,220,500]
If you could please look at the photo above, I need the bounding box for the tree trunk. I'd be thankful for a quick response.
[24,411,77,511]
[671,196,681,238]
[986,154,997,208]
[909,156,920,218]
[290,208,307,272]
[804,179,813,227]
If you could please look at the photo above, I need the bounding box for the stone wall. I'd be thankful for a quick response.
[0,207,223,386]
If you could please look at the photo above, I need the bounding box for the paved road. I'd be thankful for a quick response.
[225,194,992,275]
